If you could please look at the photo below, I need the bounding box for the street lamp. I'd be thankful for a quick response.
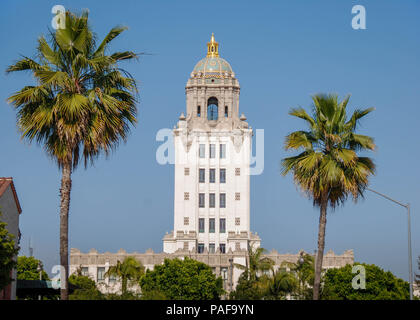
[228,258,234,293]
[36,261,43,300]
[367,187,413,300]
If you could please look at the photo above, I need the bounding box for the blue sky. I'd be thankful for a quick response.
[0,0,419,280]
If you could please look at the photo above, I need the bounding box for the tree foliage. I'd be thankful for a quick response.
[6,10,138,299]
[0,214,19,291]
[140,257,224,300]
[281,94,376,299]
[68,273,104,300]
[105,256,144,295]
[321,263,410,300]
[17,256,49,281]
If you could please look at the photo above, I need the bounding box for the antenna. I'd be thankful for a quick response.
[29,237,33,257]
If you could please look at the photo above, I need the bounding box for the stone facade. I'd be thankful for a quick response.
[70,248,354,294]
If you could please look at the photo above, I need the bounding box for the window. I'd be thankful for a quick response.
[235,242,241,251]
[97,267,105,283]
[220,169,226,183]
[184,217,189,225]
[197,106,201,117]
[235,192,241,200]
[199,169,205,183]
[220,218,226,233]
[199,144,205,158]
[81,267,89,277]
[209,193,215,208]
[220,244,226,254]
[207,97,218,120]
[209,144,216,158]
[220,144,226,159]
[209,169,215,183]
[198,243,204,254]
[184,192,189,200]
[220,193,226,208]
[235,217,241,226]
[109,273,116,283]
[184,167,190,176]
[235,168,241,176]
[199,218,205,233]
[224,106,228,117]
[199,193,205,208]
[209,218,215,233]
[183,242,189,250]
[209,243,215,253]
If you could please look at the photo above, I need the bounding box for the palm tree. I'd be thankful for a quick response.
[6,11,138,299]
[281,94,375,300]
[236,244,274,281]
[265,269,297,300]
[282,253,314,299]
[105,257,144,295]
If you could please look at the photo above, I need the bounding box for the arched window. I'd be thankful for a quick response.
[224,106,228,118]
[197,106,201,117]
[207,97,218,121]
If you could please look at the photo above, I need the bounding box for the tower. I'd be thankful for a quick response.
[163,34,261,254]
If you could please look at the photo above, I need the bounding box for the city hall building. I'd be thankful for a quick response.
[70,35,354,294]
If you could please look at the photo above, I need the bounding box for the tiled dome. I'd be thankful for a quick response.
[190,33,234,79]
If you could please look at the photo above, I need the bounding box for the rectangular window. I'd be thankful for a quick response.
[198,243,204,254]
[209,243,215,253]
[235,217,240,226]
[199,193,205,208]
[209,144,216,158]
[235,192,241,200]
[199,169,205,183]
[81,267,89,277]
[209,193,215,208]
[184,192,189,200]
[220,218,226,233]
[97,267,105,283]
[184,217,189,225]
[235,168,240,176]
[220,169,226,183]
[209,218,215,233]
[199,218,205,233]
[209,169,215,183]
[220,193,226,208]
[109,273,116,283]
[184,167,190,175]
[220,244,226,254]
[199,144,205,158]
[220,144,226,159]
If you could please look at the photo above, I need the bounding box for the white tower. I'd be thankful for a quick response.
[163,34,260,254]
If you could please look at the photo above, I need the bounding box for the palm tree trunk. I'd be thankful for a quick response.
[59,161,72,300]
[313,197,327,300]
[122,277,127,295]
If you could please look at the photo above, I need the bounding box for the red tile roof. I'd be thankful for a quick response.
[0,178,22,214]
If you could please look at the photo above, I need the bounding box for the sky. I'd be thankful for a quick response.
[0,0,419,281]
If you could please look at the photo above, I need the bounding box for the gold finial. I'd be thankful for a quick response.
[207,33,219,57]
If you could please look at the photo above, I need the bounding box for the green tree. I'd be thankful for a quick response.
[6,11,138,299]
[105,256,144,295]
[17,256,49,280]
[321,263,410,300]
[230,270,266,300]
[0,213,19,291]
[283,253,314,299]
[140,257,224,300]
[281,94,376,299]
[235,245,274,282]
[264,269,297,300]
[68,272,104,300]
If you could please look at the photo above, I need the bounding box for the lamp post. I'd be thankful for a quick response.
[36,261,43,300]
[228,258,234,293]
[367,187,413,300]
